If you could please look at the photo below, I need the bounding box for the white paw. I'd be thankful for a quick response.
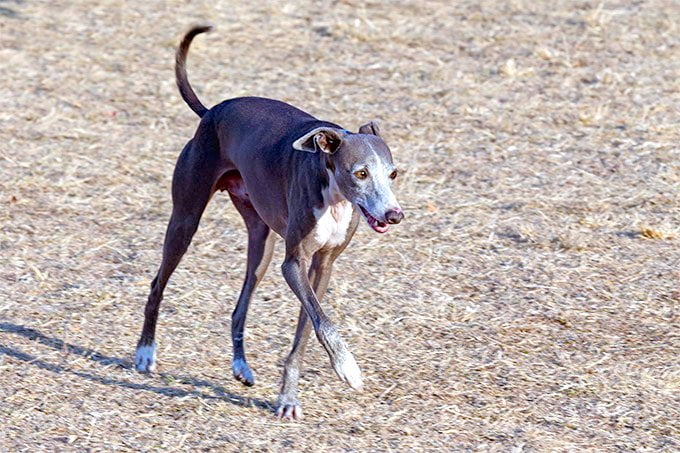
[334,352,363,391]
[135,342,157,373]
[232,358,255,386]
[276,403,303,421]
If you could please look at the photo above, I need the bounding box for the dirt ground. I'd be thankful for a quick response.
[1,0,678,451]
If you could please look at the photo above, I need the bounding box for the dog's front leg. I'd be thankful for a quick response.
[281,248,363,392]
[277,250,338,419]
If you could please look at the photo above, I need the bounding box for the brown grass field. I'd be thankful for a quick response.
[1,0,679,451]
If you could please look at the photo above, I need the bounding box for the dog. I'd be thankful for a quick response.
[134,25,404,420]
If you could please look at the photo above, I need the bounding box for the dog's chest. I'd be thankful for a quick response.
[313,201,353,247]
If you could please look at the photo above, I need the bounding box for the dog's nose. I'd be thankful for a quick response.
[385,208,404,225]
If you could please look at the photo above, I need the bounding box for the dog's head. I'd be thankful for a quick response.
[292,122,404,233]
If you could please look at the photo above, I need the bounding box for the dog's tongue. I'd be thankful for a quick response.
[367,216,389,233]
[359,205,389,233]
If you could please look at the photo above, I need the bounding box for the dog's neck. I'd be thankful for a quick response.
[321,168,351,222]
[323,168,346,205]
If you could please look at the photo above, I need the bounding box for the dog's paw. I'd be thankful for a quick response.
[276,397,303,421]
[232,358,255,386]
[333,352,364,391]
[135,342,157,373]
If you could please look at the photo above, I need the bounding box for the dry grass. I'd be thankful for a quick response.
[1,0,679,450]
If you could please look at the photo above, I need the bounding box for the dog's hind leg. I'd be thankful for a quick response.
[135,137,217,373]
[226,178,277,386]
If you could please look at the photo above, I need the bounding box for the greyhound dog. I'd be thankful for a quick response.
[134,26,404,420]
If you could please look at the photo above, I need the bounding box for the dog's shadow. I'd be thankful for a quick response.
[0,322,272,413]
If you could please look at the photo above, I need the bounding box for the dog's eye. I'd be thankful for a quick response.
[354,169,369,180]
[389,170,398,180]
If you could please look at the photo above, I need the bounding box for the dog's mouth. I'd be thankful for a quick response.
[358,205,389,233]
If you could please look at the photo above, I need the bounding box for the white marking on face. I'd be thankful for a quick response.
[134,342,157,373]
[366,141,376,154]
[313,170,353,247]
[356,148,400,221]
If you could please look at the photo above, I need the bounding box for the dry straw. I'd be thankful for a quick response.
[0,0,678,450]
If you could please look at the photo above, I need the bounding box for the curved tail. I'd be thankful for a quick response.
[175,25,212,117]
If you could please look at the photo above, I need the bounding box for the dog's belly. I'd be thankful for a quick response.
[217,168,288,236]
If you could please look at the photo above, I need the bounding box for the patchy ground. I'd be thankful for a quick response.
[1,0,678,450]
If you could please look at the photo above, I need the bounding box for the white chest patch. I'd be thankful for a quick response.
[312,170,353,247]
[313,200,353,247]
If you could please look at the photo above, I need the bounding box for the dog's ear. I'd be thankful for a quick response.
[292,127,344,154]
[358,120,381,137]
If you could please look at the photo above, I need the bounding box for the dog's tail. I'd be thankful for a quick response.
[176,25,212,118]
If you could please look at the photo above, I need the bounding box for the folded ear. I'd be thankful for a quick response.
[292,127,345,154]
[358,120,381,137]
